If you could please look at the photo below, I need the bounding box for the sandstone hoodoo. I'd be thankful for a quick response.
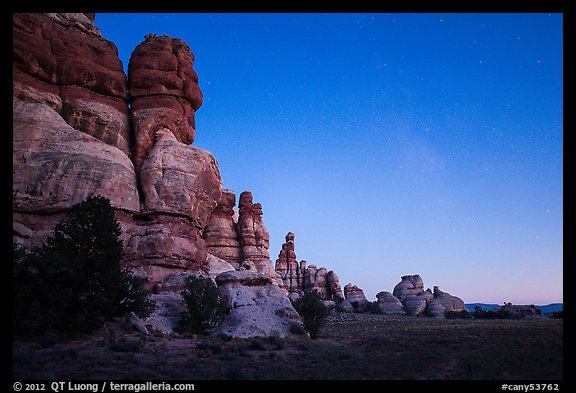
[389,275,466,318]
[202,190,276,278]
[203,189,242,263]
[344,283,369,312]
[129,34,203,174]
[237,191,274,276]
[275,232,303,299]
[393,274,425,300]
[139,127,222,226]
[274,232,345,302]
[13,13,138,250]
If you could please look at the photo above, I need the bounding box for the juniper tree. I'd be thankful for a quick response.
[13,195,154,335]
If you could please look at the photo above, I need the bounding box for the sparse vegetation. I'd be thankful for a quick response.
[178,276,225,335]
[292,291,329,339]
[13,195,155,336]
[13,314,563,380]
[108,333,142,353]
[367,301,384,314]
[446,310,473,319]
[551,310,563,319]
[471,303,543,320]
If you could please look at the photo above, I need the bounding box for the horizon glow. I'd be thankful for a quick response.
[96,13,563,305]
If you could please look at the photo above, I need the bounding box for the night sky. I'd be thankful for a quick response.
[96,13,563,305]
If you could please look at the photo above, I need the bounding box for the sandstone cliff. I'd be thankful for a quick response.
[13,13,221,286]
[12,12,304,338]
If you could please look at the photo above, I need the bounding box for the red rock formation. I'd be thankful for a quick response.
[238,191,271,263]
[275,232,304,297]
[128,34,203,174]
[327,270,345,301]
[275,232,344,301]
[202,189,275,278]
[123,215,209,288]
[139,128,222,228]
[13,100,139,215]
[13,13,131,157]
[12,14,221,292]
[203,189,242,263]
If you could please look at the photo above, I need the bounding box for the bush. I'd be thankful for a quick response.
[367,301,383,314]
[446,310,473,319]
[292,291,329,339]
[13,195,155,335]
[471,306,498,319]
[551,310,563,319]
[179,276,225,335]
[528,305,543,316]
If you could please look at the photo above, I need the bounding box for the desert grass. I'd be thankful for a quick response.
[13,313,562,380]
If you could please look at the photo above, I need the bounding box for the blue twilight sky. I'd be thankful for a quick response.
[96,13,563,305]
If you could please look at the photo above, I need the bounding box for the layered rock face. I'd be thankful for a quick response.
[202,190,275,278]
[128,34,203,174]
[139,128,221,226]
[274,232,344,301]
[13,13,131,156]
[13,100,139,215]
[203,189,242,262]
[13,13,222,288]
[13,13,138,249]
[238,192,271,262]
[13,14,304,337]
[214,271,305,338]
[275,232,304,297]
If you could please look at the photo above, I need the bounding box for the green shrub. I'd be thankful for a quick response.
[13,195,155,335]
[292,291,329,339]
[179,276,225,335]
